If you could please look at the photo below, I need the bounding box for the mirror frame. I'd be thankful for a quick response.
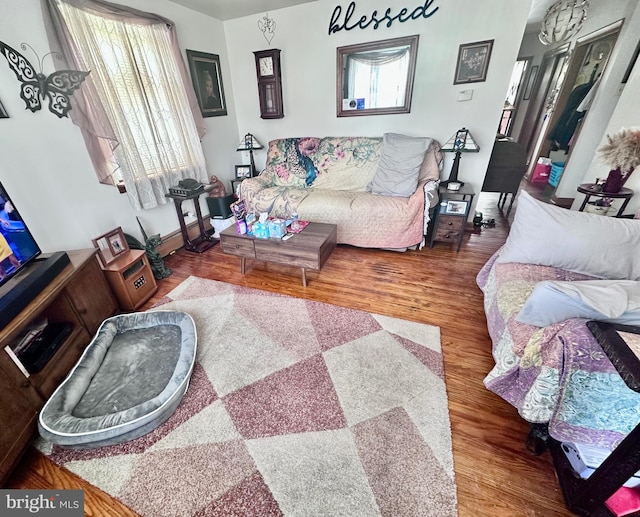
[336,35,419,118]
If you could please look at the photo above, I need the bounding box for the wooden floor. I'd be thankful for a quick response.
[7,188,574,516]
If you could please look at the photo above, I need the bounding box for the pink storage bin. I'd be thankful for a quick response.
[530,161,551,183]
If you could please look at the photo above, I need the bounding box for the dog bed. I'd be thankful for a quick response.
[38,310,197,448]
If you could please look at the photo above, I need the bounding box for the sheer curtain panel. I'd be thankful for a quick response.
[42,0,208,210]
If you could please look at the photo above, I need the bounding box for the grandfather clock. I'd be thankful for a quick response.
[253,49,284,119]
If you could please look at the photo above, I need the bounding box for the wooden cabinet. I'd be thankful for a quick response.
[0,249,118,484]
[100,249,157,311]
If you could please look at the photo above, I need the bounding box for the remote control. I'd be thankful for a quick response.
[282,233,294,240]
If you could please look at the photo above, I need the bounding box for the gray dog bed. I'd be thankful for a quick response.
[38,310,196,448]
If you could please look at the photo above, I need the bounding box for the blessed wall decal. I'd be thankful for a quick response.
[328,0,439,35]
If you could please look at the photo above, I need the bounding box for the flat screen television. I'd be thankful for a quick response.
[0,182,41,287]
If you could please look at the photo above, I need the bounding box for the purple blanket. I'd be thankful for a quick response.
[477,250,640,450]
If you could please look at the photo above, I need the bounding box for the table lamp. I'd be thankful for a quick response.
[236,133,264,177]
[440,128,479,190]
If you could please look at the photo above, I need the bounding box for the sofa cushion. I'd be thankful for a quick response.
[516,279,640,326]
[371,133,431,197]
[311,137,382,192]
[497,190,640,280]
[265,138,320,188]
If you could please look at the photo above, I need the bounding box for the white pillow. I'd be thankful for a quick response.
[371,133,430,197]
[516,279,640,327]
[497,190,640,280]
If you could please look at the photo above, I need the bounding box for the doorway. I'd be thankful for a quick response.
[515,20,623,199]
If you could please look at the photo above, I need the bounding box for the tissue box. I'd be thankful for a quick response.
[253,222,269,239]
[268,219,287,239]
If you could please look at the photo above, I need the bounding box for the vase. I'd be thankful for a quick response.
[602,167,624,193]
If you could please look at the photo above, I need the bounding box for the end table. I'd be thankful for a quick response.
[577,183,633,217]
[429,184,475,251]
[165,187,218,253]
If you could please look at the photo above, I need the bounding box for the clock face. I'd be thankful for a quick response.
[259,56,274,76]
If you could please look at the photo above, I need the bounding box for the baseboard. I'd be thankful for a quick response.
[157,218,213,257]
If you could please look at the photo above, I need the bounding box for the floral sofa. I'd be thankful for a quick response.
[477,191,640,453]
[239,133,442,249]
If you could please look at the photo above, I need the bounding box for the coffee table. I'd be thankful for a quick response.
[220,222,337,287]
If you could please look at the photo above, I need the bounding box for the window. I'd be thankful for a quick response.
[49,0,207,210]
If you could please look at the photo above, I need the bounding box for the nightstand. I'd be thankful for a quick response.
[429,184,475,251]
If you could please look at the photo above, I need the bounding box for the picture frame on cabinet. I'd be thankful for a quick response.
[92,227,129,267]
[444,200,468,215]
[235,165,253,179]
[186,50,227,117]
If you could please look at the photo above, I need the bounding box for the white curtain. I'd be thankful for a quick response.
[43,0,208,210]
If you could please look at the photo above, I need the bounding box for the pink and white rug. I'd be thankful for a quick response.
[37,277,457,516]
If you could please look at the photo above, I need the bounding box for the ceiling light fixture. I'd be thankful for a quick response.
[539,0,589,46]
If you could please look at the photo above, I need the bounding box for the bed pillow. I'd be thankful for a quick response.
[496,190,640,280]
[516,279,640,327]
[371,133,430,197]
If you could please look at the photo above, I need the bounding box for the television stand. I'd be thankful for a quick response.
[0,249,118,484]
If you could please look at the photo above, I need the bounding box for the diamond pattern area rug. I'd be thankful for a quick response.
[37,277,457,516]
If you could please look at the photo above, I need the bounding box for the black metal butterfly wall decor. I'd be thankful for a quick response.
[0,40,90,119]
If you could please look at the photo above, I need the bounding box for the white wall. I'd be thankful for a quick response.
[225,0,532,215]
[574,4,640,215]
[509,0,640,213]
[0,0,237,252]
[0,0,532,253]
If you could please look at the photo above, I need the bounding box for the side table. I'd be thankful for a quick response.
[165,187,218,253]
[548,321,640,516]
[429,184,475,252]
[577,183,633,217]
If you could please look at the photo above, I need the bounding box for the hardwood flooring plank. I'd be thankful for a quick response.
[6,189,574,516]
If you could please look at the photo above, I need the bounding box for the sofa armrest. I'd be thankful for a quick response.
[239,174,273,210]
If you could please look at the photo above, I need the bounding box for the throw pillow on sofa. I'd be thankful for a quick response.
[516,279,640,326]
[371,133,431,197]
[497,190,640,280]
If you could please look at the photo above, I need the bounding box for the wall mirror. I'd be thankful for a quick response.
[336,35,419,117]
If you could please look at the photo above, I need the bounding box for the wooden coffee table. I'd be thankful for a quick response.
[220,222,337,287]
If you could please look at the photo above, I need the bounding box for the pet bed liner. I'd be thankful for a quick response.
[38,310,196,448]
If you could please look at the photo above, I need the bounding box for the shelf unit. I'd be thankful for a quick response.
[0,249,118,483]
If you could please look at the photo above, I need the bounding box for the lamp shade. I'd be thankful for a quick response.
[441,128,480,153]
[236,133,264,151]
[440,128,479,188]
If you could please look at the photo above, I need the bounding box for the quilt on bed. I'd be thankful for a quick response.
[477,251,640,450]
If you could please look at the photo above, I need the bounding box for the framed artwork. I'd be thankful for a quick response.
[453,40,494,85]
[522,65,539,101]
[0,99,8,118]
[92,227,129,267]
[235,165,253,179]
[186,50,227,117]
[444,200,468,215]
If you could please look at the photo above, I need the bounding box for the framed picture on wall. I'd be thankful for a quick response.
[186,49,228,117]
[522,65,539,101]
[453,40,494,85]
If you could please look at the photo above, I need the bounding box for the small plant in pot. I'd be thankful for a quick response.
[597,127,640,193]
